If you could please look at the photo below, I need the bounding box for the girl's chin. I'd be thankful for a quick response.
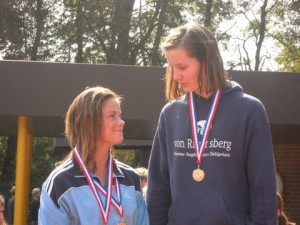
[182,87,199,93]
[114,138,124,145]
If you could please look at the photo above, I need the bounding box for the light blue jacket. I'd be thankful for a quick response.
[39,156,149,225]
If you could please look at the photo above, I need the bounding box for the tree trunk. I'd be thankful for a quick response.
[110,0,135,64]
[254,0,268,71]
[151,0,169,66]
[31,0,45,61]
[204,0,213,28]
[75,0,84,63]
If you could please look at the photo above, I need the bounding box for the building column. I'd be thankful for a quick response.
[14,116,32,225]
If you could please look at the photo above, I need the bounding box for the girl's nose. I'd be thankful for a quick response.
[119,118,125,126]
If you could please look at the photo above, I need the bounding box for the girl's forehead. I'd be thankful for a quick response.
[102,98,121,110]
[165,48,193,64]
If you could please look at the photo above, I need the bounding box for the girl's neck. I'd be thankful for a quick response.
[200,92,212,99]
[195,90,212,99]
[94,147,111,187]
[195,81,212,99]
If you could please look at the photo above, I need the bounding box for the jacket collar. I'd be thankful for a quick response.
[72,154,125,179]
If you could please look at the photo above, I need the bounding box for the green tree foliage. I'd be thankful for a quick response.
[272,0,300,72]
[0,0,25,57]
[30,137,60,189]
[0,0,51,60]
[224,0,299,72]
[184,0,235,32]
[0,0,238,66]
[0,137,17,199]
[0,136,59,202]
[226,0,278,71]
[112,149,140,168]
[275,34,300,72]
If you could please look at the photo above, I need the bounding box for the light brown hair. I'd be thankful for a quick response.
[161,23,230,101]
[0,195,4,207]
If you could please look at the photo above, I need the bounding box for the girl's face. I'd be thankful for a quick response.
[165,47,201,95]
[99,98,125,149]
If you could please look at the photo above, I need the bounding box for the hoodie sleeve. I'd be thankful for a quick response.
[146,109,172,225]
[245,101,277,225]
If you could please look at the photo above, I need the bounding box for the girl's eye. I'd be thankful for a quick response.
[173,65,186,71]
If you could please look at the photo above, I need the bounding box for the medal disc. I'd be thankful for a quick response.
[118,222,126,225]
[192,168,204,182]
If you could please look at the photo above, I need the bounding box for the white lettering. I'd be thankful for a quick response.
[172,138,232,158]
[187,139,195,149]
[208,138,232,151]
[186,152,196,158]
[174,140,185,148]
[209,152,230,157]
[174,152,185,156]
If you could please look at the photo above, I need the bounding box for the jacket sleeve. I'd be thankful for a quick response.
[146,110,172,225]
[38,184,70,225]
[245,103,277,224]
[136,190,149,225]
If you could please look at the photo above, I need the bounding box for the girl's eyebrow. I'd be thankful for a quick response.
[169,62,186,67]
[107,109,122,115]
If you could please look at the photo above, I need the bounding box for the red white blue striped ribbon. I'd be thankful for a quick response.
[188,90,222,165]
[94,176,124,218]
[73,147,114,224]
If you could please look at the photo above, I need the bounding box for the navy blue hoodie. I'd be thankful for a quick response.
[147,81,277,225]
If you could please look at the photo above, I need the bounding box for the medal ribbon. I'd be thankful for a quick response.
[73,147,114,224]
[188,90,222,165]
[94,176,124,218]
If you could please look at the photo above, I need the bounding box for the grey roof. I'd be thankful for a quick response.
[0,60,299,144]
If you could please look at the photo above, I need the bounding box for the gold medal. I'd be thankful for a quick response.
[118,221,126,225]
[192,168,204,182]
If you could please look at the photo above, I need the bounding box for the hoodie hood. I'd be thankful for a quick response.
[222,81,243,97]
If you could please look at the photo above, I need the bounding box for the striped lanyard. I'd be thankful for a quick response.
[188,90,222,165]
[73,147,124,224]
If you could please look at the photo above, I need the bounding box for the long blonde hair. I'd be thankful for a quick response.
[65,86,121,172]
[161,23,230,101]
[0,195,4,207]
